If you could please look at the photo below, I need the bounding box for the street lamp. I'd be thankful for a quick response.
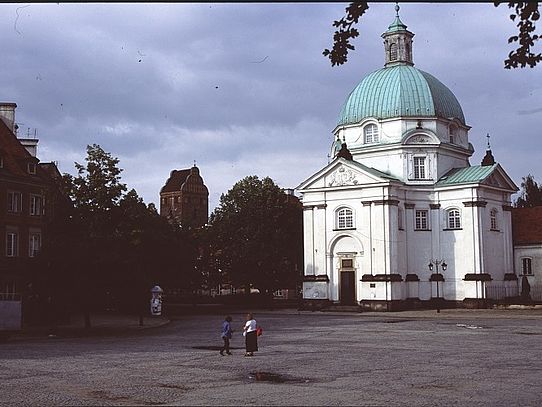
[428,260,447,313]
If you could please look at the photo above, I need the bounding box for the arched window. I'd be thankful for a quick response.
[364,124,379,144]
[336,207,354,229]
[521,258,533,275]
[490,208,498,230]
[447,209,461,229]
[389,43,398,61]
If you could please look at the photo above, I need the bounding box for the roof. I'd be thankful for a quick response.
[160,166,209,195]
[386,14,407,33]
[160,169,191,193]
[337,65,465,127]
[436,164,498,186]
[0,118,39,178]
[512,207,542,245]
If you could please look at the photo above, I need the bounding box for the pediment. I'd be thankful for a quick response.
[402,129,440,145]
[484,173,506,188]
[327,165,361,187]
[297,159,396,191]
[406,134,433,144]
[481,166,518,191]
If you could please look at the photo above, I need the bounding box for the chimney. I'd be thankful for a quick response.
[0,102,17,133]
[18,138,39,157]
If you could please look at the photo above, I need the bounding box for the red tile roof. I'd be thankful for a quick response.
[512,206,542,245]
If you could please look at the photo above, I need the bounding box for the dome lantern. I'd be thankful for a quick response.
[381,4,414,67]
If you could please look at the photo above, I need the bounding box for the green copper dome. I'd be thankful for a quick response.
[337,64,466,126]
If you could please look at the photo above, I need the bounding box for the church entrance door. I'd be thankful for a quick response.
[339,258,356,305]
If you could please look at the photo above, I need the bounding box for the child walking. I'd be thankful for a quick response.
[220,315,233,356]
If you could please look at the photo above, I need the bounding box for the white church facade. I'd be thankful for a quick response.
[296,8,519,310]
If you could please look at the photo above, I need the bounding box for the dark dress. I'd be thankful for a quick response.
[245,331,258,352]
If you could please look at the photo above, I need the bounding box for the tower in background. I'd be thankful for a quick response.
[159,165,209,227]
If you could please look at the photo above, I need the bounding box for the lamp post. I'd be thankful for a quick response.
[428,260,447,313]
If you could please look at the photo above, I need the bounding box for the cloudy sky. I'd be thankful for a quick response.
[1,2,540,211]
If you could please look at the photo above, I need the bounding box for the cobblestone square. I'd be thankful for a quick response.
[1,309,541,406]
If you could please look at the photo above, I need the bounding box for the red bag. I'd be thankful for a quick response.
[256,326,263,336]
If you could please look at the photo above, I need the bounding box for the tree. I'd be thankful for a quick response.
[41,144,203,325]
[208,176,303,296]
[514,174,542,207]
[324,2,541,69]
[60,145,128,326]
[69,144,127,236]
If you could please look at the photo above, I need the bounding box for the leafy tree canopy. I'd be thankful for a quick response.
[324,2,541,69]
[209,176,303,294]
[70,144,127,212]
[514,174,542,207]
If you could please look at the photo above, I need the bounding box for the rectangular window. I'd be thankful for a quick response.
[398,208,404,230]
[415,210,429,230]
[273,289,284,297]
[7,191,22,213]
[521,258,533,275]
[27,162,36,174]
[413,157,426,179]
[29,233,41,257]
[6,232,18,257]
[30,195,43,216]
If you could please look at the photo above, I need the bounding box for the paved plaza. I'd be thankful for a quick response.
[1,308,542,406]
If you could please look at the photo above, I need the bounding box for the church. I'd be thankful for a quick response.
[160,164,209,228]
[296,7,519,310]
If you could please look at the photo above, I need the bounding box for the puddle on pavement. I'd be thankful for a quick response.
[248,372,310,384]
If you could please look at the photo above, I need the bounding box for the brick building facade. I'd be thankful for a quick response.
[159,165,209,227]
[512,207,542,301]
[0,102,65,294]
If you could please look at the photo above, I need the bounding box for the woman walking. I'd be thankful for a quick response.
[243,313,258,357]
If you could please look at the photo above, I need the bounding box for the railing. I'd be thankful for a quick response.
[485,284,518,300]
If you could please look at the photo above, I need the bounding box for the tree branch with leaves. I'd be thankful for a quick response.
[324,2,540,69]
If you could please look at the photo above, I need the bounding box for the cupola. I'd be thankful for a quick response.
[381,5,414,67]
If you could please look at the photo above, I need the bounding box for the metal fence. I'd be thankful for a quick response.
[485,284,518,300]
[485,283,542,302]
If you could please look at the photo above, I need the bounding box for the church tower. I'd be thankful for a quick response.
[297,6,518,311]
[160,164,209,227]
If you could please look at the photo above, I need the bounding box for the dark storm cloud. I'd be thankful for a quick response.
[1,3,540,209]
